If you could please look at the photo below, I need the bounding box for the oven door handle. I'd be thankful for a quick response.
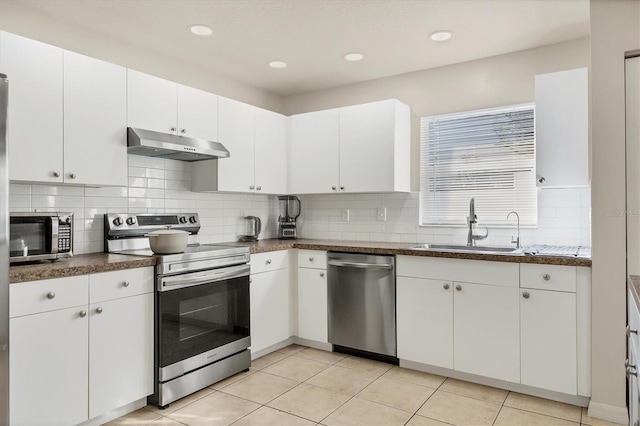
[159,264,250,292]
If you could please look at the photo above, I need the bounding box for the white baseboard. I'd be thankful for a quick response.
[79,398,147,426]
[250,338,294,360]
[292,336,332,351]
[587,401,629,425]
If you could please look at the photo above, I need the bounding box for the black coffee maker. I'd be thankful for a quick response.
[278,196,301,239]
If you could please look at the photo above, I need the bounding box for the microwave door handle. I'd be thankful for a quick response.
[50,217,59,254]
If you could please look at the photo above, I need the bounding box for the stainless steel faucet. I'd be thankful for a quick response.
[467,198,488,246]
[507,211,521,248]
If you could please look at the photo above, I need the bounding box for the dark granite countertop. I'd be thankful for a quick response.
[229,239,592,267]
[10,239,591,284]
[10,253,156,284]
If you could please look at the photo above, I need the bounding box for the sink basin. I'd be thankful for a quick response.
[407,243,522,255]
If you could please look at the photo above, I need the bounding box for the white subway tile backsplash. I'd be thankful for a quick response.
[299,187,591,247]
[9,156,591,254]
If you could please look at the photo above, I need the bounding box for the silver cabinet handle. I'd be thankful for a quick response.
[46,292,56,300]
[249,278,253,284]
[628,325,638,337]
[328,260,393,270]
[256,186,261,191]
[320,272,325,277]
[627,359,638,377]
[180,128,187,134]
[543,274,551,281]
[443,283,450,290]
[309,257,314,262]
[455,284,462,291]
[523,292,531,299]
[170,126,177,132]
[79,310,87,318]
[250,185,255,190]
[96,307,103,314]
[332,186,337,190]
[266,259,272,265]
[52,171,60,177]
[123,281,130,288]
[69,173,76,179]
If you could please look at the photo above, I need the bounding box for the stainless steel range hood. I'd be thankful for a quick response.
[127,127,230,162]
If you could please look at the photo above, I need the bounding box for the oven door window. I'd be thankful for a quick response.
[159,275,249,368]
[9,216,52,257]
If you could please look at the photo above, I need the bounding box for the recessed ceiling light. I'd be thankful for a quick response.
[429,30,453,42]
[188,25,213,36]
[269,61,287,69]
[343,52,364,61]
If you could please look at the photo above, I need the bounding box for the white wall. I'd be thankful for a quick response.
[589,0,640,421]
[9,156,280,254]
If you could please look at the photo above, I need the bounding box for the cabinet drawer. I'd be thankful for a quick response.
[520,264,576,292]
[90,267,154,303]
[298,250,327,269]
[10,275,89,318]
[397,255,519,288]
[251,250,289,274]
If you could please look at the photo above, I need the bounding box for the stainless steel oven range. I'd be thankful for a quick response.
[104,213,251,408]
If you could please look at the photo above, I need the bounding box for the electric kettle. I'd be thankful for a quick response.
[239,216,262,241]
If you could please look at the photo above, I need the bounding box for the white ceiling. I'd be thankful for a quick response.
[0,0,590,97]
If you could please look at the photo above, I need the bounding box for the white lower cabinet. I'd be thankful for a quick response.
[250,251,290,354]
[9,267,154,425]
[397,255,590,399]
[10,305,89,426]
[89,293,154,418]
[396,277,453,369]
[520,288,576,394]
[453,282,520,383]
[297,250,328,343]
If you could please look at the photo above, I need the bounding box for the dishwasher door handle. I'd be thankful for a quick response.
[327,260,394,270]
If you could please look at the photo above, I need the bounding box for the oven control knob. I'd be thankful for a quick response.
[113,217,123,226]
[179,216,188,224]
[189,216,197,224]
[126,217,136,225]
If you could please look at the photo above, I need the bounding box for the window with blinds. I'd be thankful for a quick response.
[420,104,537,226]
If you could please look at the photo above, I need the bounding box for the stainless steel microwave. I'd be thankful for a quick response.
[9,212,73,263]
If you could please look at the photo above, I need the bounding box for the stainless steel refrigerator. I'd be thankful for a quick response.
[0,73,9,424]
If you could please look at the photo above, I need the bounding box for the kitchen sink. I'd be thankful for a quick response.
[407,243,523,255]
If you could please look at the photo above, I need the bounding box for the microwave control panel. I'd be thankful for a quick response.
[58,216,72,253]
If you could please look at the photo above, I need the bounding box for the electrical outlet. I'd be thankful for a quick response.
[377,207,387,222]
[341,209,350,222]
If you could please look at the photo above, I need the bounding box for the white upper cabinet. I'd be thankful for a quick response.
[0,31,127,185]
[177,84,218,140]
[127,69,178,134]
[289,109,340,194]
[0,31,64,183]
[535,67,589,187]
[64,51,128,186]
[339,99,410,193]
[217,97,256,192]
[127,69,218,141]
[288,99,410,194]
[193,100,288,194]
[254,107,288,194]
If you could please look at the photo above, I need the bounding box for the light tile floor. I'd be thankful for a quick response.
[108,345,620,426]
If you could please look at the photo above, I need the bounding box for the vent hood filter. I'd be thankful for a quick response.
[127,127,230,162]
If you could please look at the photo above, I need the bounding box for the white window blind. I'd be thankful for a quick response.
[420,104,537,226]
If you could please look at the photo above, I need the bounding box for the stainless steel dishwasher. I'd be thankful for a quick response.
[327,252,396,360]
